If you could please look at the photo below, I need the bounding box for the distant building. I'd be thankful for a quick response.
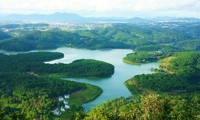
[63,100,68,105]
[52,108,61,116]
[64,94,70,99]
[65,105,70,109]
[59,96,64,101]
[60,106,65,112]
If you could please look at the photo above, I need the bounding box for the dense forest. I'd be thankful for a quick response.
[0,30,125,51]
[125,52,200,94]
[0,22,200,51]
[0,52,114,77]
[82,94,200,120]
[0,72,100,119]
[126,73,200,94]
[74,23,200,49]
[163,52,200,75]
[0,52,116,119]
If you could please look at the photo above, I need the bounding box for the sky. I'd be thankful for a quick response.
[0,0,199,18]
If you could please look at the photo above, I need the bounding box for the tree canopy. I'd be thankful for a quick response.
[0,52,114,77]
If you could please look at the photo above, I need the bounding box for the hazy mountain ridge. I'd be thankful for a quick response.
[1,12,87,22]
[1,12,200,23]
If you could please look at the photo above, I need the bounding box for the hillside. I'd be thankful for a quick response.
[125,52,200,94]
[83,94,200,120]
[0,52,115,119]
[0,22,200,52]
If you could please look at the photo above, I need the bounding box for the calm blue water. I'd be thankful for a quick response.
[46,47,159,111]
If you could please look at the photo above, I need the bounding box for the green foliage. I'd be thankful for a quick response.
[175,39,200,51]
[0,52,106,119]
[167,52,200,75]
[125,51,200,94]
[127,73,200,93]
[135,45,178,52]
[0,72,86,119]
[1,22,200,51]
[69,84,103,106]
[84,94,200,120]
[0,30,127,51]
[0,30,72,51]
[0,52,114,77]
[123,51,171,64]
[75,23,200,51]
[66,59,114,77]
[1,52,64,62]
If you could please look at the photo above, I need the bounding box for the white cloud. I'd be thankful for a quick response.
[0,0,199,17]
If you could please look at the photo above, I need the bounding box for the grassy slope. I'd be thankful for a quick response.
[159,56,176,74]
[69,84,103,106]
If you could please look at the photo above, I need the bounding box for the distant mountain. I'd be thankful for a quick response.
[148,16,176,21]
[1,12,200,23]
[2,12,87,22]
[127,17,151,23]
[149,17,200,22]
[0,13,151,23]
[174,18,200,22]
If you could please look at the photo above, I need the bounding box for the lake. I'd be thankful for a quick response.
[46,47,159,111]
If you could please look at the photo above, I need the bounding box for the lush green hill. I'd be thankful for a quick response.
[75,23,200,51]
[0,52,114,77]
[1,23,200,52]
[0,52,115,119]
[80,94,200,120]
[125,52,200,94]
[0,30,126,51]
[164,52,200,75]
[0,72,102,120]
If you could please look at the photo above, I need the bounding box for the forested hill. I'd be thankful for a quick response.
[0,30,126,51]
[163,52,200,75]
[0,52,115,119]
[0,52,64,62]
[0,52,114,77]
[77,23,200,51]
[0,22,200,51]
[125,52,200,94]
[0,72,87,119]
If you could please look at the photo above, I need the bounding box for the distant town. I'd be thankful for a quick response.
[0,22,111,33]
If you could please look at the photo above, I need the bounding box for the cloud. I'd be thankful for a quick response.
[0,0,199,17]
